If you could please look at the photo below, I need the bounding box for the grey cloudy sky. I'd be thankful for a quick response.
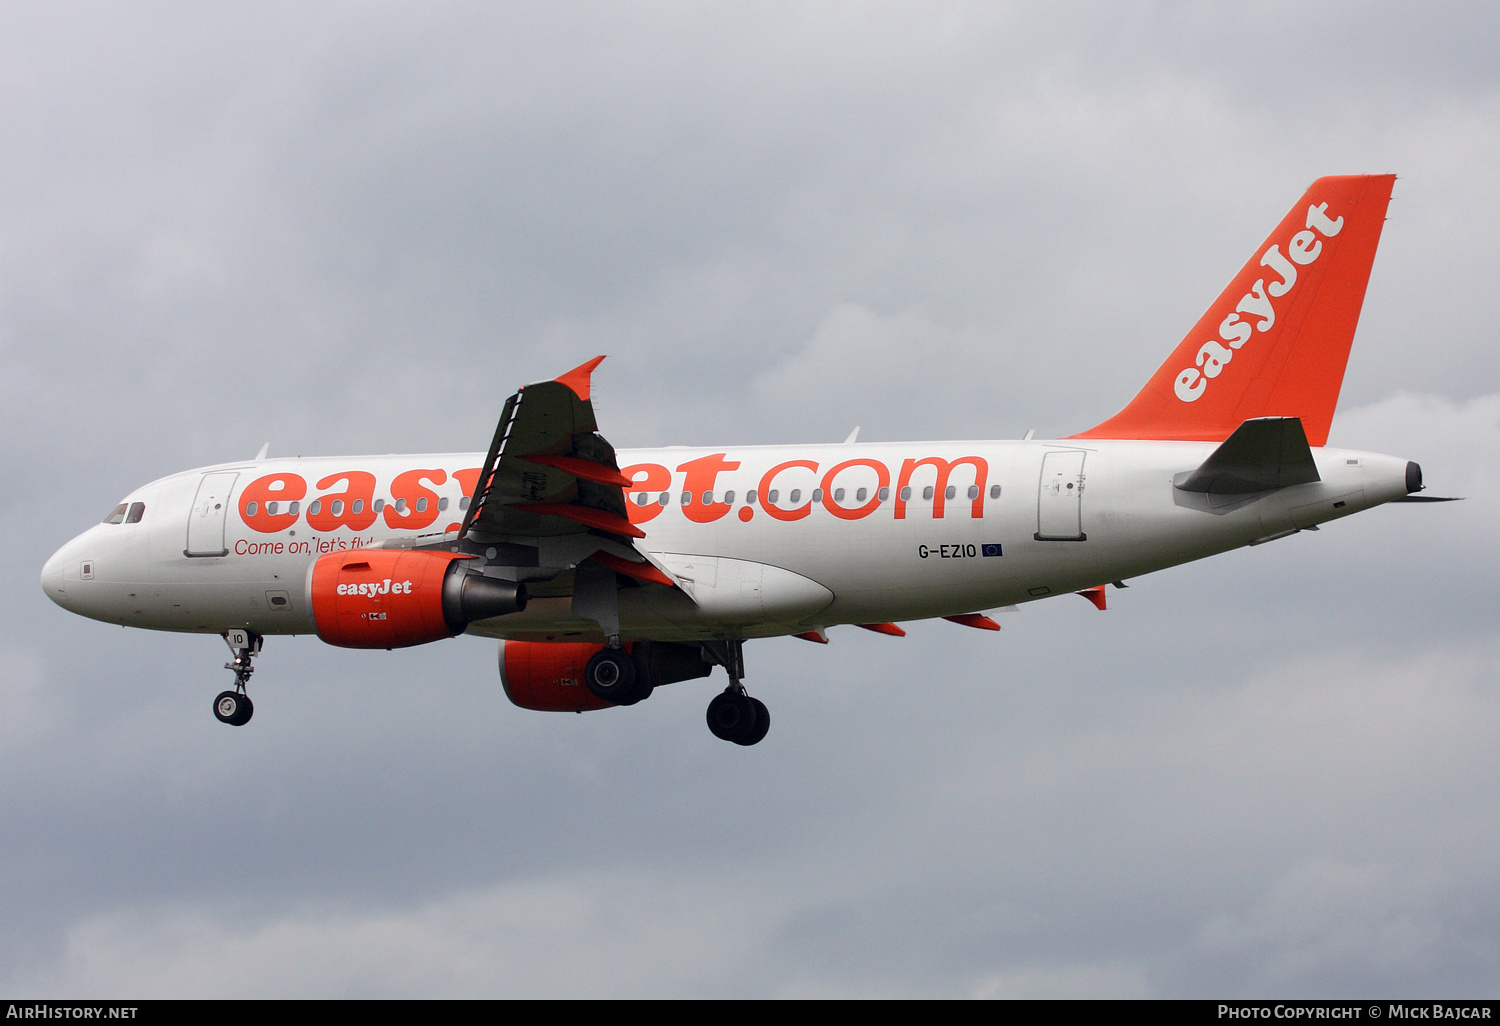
[3,1,1499,997]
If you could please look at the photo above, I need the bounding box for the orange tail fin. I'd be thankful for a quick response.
[1072,174,1395,446]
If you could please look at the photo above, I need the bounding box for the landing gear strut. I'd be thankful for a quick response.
[214,628,260,727]
[702,640,769,746]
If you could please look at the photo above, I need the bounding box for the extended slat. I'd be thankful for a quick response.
[522,453,633,488]
[588,549,675,587]
[518,503,645,539]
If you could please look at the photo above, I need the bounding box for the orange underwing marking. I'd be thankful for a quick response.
[554,355,607,401]
[943,613,1001,631]
[792,630,829,644]
[857,622,906,637]
[587,550,675,587]
[1077,586,1107,611]
[517,502,646,539]
[522,453,633,488]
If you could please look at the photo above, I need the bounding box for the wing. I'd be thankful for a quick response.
[456,356,674,587]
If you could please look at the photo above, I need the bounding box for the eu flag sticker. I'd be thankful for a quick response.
[981,543,1003,557]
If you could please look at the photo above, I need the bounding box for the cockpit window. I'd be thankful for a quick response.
[125,502,146,524]
[103,503,128,524]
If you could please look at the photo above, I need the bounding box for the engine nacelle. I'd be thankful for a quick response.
[499,639,714,712]
[309,549,527,649]
[499,641,615,712]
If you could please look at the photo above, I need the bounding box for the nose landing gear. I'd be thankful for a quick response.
[702,640,769,746]
[214,628,260,727]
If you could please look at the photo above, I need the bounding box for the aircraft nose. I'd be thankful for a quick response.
[41,537,82,612]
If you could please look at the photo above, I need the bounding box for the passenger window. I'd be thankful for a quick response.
[680,491,691,506]
[702,490,713,505]
[308,500,322,515]
[789,489,801,504]
[878,487,889,502]
[899,487,911,501]
[416,497,428,513]
[746,490,757,505]
[811,489,822,502]
[835,488,846,502]
[244,501,258,517]
[656,493,668,506]
[989,485,1001,499]
[373,499,385,513]
[922,486,933,501]
[266,501,279,516]
[723,490,735,505]
[331,500,345,516]
[855,488,866,502]
[351,499,364,515]
[289,500,300,515]
[635,492,650,506]
[967,486,979,500]
[438,497,449,512]
[768,490,779,504]
[945,486,956,500]
[459,496,470,511]
[103,503,128,525]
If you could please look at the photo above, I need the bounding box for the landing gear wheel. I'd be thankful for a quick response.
[213,690,253,727]
[707,689,765,745]
[740,697,770,746]
[584,648,646,705]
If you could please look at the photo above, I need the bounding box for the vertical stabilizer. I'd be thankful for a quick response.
[1072,175,1395,445]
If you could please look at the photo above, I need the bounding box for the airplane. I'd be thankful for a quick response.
[40,174,1450,746]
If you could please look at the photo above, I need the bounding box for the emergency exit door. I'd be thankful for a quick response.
[1035,450,1087,541]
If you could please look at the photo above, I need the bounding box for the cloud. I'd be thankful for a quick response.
[2,873,781,998]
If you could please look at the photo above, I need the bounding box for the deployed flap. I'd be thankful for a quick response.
[1176,417,1320,495]
[460,356,643,543]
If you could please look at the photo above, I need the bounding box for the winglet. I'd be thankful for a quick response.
[555,356,607,401]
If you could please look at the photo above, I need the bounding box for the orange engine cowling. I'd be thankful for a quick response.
[499,639,715,712]
[499,641,615,712]
[309,549,527,649]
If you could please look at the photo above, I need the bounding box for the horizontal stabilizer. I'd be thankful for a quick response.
[1176,417,1319,495]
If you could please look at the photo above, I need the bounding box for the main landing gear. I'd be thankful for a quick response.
[582,637,770,745]
[584,639,654,706]
[214,628,260,727]
[703,640,769,747]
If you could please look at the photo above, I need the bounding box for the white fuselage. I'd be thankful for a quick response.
[40,439,1412,643]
